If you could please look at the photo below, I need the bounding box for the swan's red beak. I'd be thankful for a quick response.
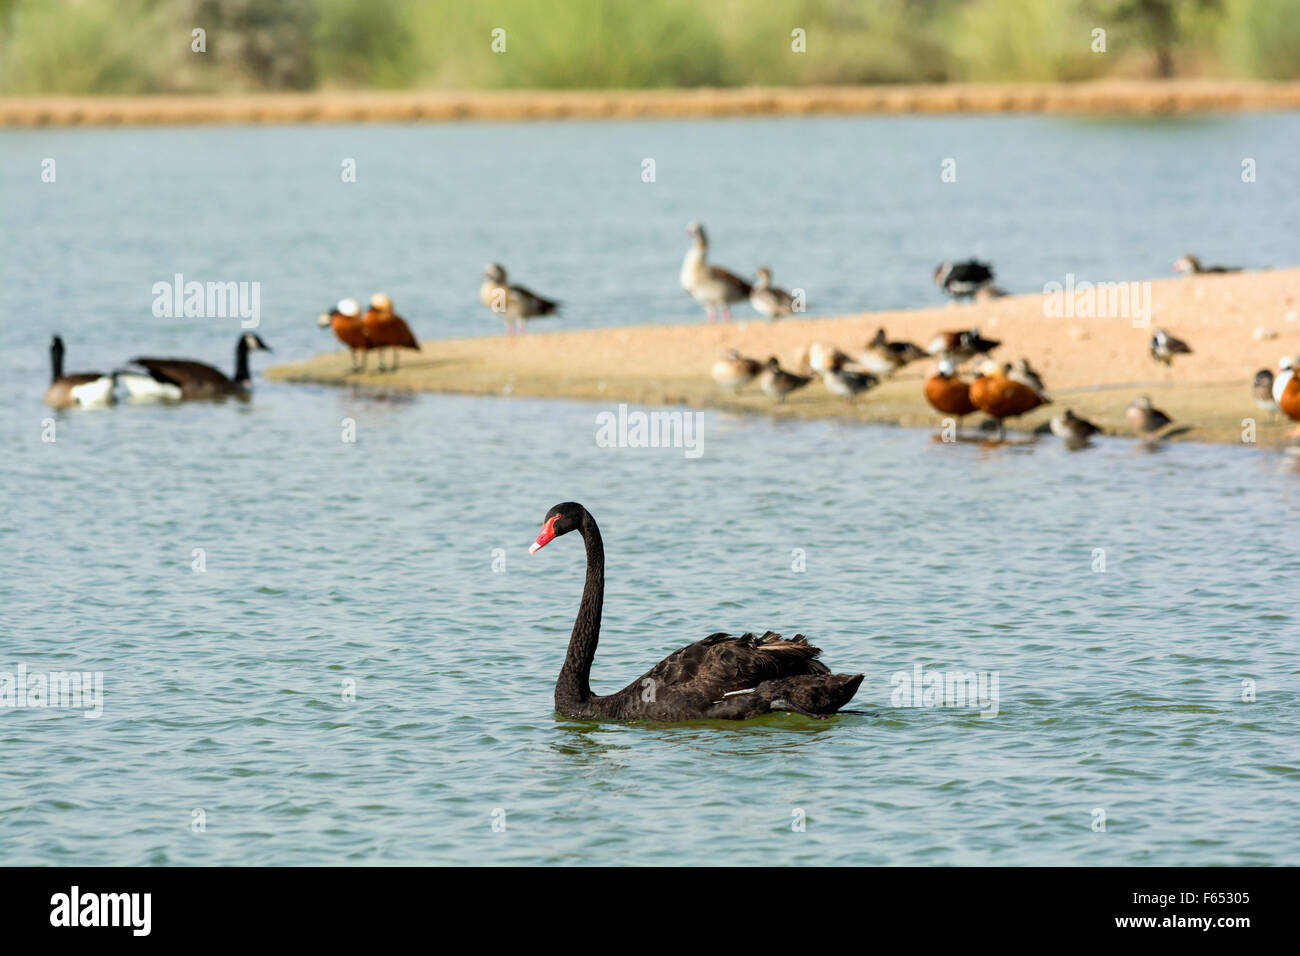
[529,514,560,554]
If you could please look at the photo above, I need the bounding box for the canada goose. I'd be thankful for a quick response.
[1049,409,1101,448]
[926,327,1001,362]
[124,333,271,401]
[711,350,763,391]
[923,359,976,435]
[758,356,812,403]
[1173,255,1239,275]
[1126,395,1173,439]
[362,293,419,371]
[318,297,370,372]
[480,263,558,335]
[969,360,1049,440]
[860,328,928,377]
[1150,329,1193,365]
[749,267,797,319]
[817,353,879,402]
[44,336,116,409]
[681,222,751,323]
[933,260,994,300]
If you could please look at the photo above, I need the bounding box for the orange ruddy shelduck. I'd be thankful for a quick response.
[969,360,1049,440]
[317,298,370,372]
[362,293,420,372]
[923,359,976,435]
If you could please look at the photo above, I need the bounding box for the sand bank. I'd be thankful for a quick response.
[5,81,1300,128]
[266,269,1300,447]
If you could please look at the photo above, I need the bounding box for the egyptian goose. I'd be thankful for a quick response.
[923,359,976,434]
[859,328,928,377]
[480,263,558,335]
[318,298,370,372]
[362,293,419,371]
[1049,409,1101,447]
[1273,357,1300,427]
[817,352,879,402]
[926,327,1001,362]
[1150,328,1192,365]
[711,350,763,391]
[1173,255,1239,275]
[680,222,751,323]
[1125,396,1174,438]
[759,356,813,403]
[933,260,995,300]
[749,267,797,319]
[969,360,1049,439]
[123,333,271,401]
[44,336,116,410]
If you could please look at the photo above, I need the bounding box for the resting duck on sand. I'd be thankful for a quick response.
[1126,395,1174,440]
[711,350,763,391]
[1049,409,1101,447]
[934,260,995,301]
[927,327,1001,362]
[859,328,928,377]
[681,222,751,323]
[480,263,559,335]
[817,352,880,402]
[1173,254,1239,275]
[759,356,813,403]
[749,267,798,319]
[1253,368,1276,415]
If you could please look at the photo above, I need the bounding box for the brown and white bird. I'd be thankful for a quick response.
[681,222,752,323]
[759,356,813,403]
[1173,254,1239,275]
[933,260,995,301]
[749,267,798,319]
[1049,409,1101,447]
[43,336,116,409]
[480,263,559,335]
[1126,395,1174,439]
[1150,328,1193,365]
[969,360,1049,440]
[362,293,420,371]
[817,352,879,402]
[1273,357,1300,429]
[859,328,928,377]
[926,327,1001,362]
[1253,368,1276,415]
[317,297,370,372]
[711,350,763,391]
[923,359,976,434]
[1008,357,1050,400]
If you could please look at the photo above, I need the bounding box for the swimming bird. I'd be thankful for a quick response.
[859,328,928,377]
[123,333,271,401]
[759,356,813,403]
[1150,328,1193,365]
[1173,254,1240,275]
[1273,357,1300,429]
[926,327,1001,362]
[680,222,751,323]
[44,336,116,409]
[969,360,1049,440]
[817,352,879,402]
[362,294,419,371]
[749,267,797,319]
[711,350,763,391]
[934,260,994,300]
[1049,409,1101,448]
[923,359,976,435]
[1126,395,1174,439]
[317,298,370,372]
[529,502,864,721]
[1008,357,1050,400]
[480,263,559,335]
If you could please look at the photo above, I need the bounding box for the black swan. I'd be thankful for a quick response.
[530,502,864,721]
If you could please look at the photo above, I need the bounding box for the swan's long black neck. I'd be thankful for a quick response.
[233,338,251,384]
[556,511,603,711]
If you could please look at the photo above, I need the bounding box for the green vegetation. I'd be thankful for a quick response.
[2,0,1298,95]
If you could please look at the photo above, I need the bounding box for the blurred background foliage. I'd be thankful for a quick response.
[1,0,1298,94]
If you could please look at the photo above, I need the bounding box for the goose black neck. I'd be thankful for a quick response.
[233,337,251,384]
[50,342,64,383]
[556,509,604,711]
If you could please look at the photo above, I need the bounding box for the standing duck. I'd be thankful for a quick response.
[317,298,370,372]
[1049,409,1101,448]
[969,360,1049,440]
[480,263,559,335]
[817,352,879,402]
[859,328,928,377]
[123,333,271,402]
[711,350,763,391]
[44,336,116,409]
[1273,357,1300,429]
[926,327,1001,362]
[1253,368,1276,416]
[362,293,419,371]
[934,260,995,301]
[1150,328,1192,366]
[1173,255,1239,275]
[1008,357,1050,400]
[1126,395,1174,440]
[749,267,797,319]
[680,222,751,323]
[923,359,976,434]
[759,356,813,403]
[529,502,864,721]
